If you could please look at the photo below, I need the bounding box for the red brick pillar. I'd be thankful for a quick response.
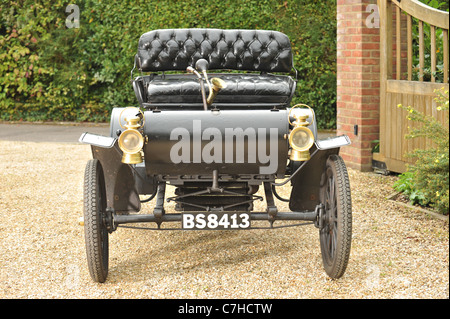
[336,0,380,171]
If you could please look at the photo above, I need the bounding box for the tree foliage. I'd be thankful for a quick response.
[1,0,337,128]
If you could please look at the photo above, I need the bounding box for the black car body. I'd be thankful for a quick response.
[80,29,352,283]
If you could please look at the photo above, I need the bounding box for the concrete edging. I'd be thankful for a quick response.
[387,192,449,222]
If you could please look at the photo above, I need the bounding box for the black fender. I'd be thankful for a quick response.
[289,146,340,212]
[91,143,141,214]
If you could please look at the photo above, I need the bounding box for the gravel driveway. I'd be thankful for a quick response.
[0,140,448,299]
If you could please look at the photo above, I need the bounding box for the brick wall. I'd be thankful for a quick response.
[336,0,380,171]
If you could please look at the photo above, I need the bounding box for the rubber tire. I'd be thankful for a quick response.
[83,159,109,283]
[319,155,352,279]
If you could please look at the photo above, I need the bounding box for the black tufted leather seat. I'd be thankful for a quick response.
[144,73,296,105]
[133,28,296,108]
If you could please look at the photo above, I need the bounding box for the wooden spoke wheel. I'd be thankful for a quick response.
[319,155,352,279]
[83,159,109,283]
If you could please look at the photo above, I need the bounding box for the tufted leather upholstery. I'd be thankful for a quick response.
[136,28,293,73]
[133,28,296,108]
[144,73,296,105]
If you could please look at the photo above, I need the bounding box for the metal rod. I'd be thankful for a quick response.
[251,212,317,221]
[199,80,208,111]
[113,211,318,225]
[186,66,208,111]
[153,182,166,218]
[212,170,219,190]
[118,222,314,231]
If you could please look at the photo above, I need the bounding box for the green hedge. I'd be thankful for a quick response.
[0,0,337,128]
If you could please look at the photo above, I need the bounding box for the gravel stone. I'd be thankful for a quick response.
[0,140,448,298]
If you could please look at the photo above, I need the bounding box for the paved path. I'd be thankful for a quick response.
[0,122,335,143]
[0,123,109,143]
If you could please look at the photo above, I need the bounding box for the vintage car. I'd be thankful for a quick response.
[79,28,352,283]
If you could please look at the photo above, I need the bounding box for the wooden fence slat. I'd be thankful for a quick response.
[386,92,393,159]
[430,25,436,82]
[396,5,401,80]
[419,20,424,82]
[444,29,449,83]
[406,93,413,161]
[386,80,449,95]
[395,93,401,160]
[407,14,412,81]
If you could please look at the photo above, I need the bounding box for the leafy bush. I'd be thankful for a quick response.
[0,0,337,128]
[393,171,430,206]
[395,88,449,214]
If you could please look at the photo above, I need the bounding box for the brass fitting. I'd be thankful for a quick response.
[207,78,227,106]
[118,115,144,164]
[289,113,315,162]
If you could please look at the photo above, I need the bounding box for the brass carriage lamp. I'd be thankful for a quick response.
[118,115,145,164]
[288,113,315,162]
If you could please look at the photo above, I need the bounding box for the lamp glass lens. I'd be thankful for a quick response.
[120,130,143,153]
[292,129,310,149]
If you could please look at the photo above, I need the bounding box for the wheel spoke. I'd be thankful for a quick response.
[328,175,335,204]
[332,224,337,256]
[328,239,333,258]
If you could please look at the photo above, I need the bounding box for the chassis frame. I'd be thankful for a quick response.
[79,28,353,283]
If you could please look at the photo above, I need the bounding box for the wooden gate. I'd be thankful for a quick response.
[374,0,449,173]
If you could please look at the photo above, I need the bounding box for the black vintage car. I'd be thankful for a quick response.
[79,28,352,283]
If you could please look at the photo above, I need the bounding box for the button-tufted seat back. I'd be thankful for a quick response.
[133,28,296,109]
[136,28,294,73]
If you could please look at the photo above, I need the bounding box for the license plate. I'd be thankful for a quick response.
[182,212,251,230]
